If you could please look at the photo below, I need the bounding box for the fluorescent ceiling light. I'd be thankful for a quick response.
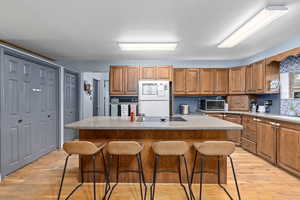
[218,5,288,48]
[118,42,178,51]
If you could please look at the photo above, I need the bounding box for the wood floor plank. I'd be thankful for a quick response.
[0,148,300,200]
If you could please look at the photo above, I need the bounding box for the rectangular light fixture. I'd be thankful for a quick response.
[218,5,288,48]
[118,42,178,51]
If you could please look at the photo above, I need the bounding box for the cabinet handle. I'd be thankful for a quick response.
[275,123,280,127]
[256,119,262,122]
[269,122,276,126]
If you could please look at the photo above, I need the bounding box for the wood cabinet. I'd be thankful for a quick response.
[265,62,280,94]
[110,66,139,96]
[223,114,242,145]
[256,120,277,164]
[124,66,139,95]
[139,66,156,80]
[229,66,246,94]
[140,65,173,80]
[200,69,214,94]
[227,95,254,111]
[242,115,257,154]
[214,68,229,94]
[156,66,173,80]
[246,64,255,93]
[277,127,300,176]
[110,66,125,95]
[173,68,200,95]
[173,68,186,95]
[246,60,266,94]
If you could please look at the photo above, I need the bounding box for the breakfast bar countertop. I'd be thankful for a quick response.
[65,115,243,131]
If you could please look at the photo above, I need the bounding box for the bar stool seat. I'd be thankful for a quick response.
[106,141,147,200]
[193,141,235,156]
[107,141,143,155]
[57,141,110,200]
[190,141,241,200]
[152,141,189,156]
[151,141,192,200]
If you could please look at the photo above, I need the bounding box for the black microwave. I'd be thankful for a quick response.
[199,100,225,111]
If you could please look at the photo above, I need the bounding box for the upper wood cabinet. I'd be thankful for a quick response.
[140,65,173,80]
[265,61,280,94]
[173,68,186,95]
[124,66,139,95]
[186,69,200,95]
[229,66,246,94]
[257,120,277,164]
[277,127,300,175]
[110,66,125,95]
[253,60,266,93]
[110,66,139,96]
[246,64,255,93]
[139,66,156,80]
[173,68,200,95]
[200,69,214,94]
[214,68,229,94]
[156,66,173,80]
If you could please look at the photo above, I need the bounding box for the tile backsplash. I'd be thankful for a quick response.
[280,55,300,115]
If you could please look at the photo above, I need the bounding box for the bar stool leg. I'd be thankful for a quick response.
[199,156,204,200]
[229,155,241,200]
[182,155,194,200]
[57,155,70,200]
[101,150,110,200]
[92,155,97,200]
[217,156,234,200]
[107,155,120,200]
[190,151,198,184]
[137,153,147,200]
[177,156,190,200]
[150,155,159,200]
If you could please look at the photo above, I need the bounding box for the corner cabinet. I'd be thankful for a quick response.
[229,66,246,94]
[110,66,139,96]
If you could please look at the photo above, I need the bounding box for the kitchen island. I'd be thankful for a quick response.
[65,115,243,184]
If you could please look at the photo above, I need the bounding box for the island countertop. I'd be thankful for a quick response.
[65,115,243,130]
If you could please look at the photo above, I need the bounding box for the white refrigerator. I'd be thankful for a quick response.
[138,80,171,117]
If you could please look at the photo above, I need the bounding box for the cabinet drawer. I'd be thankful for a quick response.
[244,122,257,132]
[243,129,257,142]
[241,138,257,154]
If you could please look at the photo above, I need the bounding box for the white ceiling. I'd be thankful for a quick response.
[0,0,300,61]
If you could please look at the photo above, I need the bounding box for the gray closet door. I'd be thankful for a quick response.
[64,72,78,142]
[2,55,35,174]
[2,55,58,176]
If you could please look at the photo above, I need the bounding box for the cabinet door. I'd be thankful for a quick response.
[200,69,214,94]
[214,68,228,94]
[109,66,124,95]
[246,65,254,93]
[185,69,200,95]
[224,114,242,145]
[124,66,139,95]
[156,66,172,80]
[265,61,280,94]
[253,60,265,93]
[257,122,277,164]
[229,67,246,94]
[277,127,300,172]
[139,66,156,80]
[173,68,186,95]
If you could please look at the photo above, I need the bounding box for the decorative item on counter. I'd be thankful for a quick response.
[258,105,266,113]
[120,104,129,117]
[130,112,135,122]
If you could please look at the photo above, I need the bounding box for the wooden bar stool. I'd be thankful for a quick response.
[57,141,110,200]
[151,141,192,200]
[190,141,241,200]
[106,141,147,200]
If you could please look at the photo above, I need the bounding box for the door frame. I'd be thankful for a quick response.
[63,69,80,142]
[0,45,61,179]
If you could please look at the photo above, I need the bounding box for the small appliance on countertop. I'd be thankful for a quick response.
[199,99,225,111]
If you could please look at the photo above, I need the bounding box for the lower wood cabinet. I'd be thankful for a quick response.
[241,138,257,154]
[277,127,300,176]
[242,116,257,154]
[223,114,241,145]
[256,121,277,164]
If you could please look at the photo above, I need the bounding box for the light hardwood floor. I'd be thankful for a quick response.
[0,148,300,200]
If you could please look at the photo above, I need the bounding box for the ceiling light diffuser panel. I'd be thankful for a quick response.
[118,42,178,51]
[218,5,288,48]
